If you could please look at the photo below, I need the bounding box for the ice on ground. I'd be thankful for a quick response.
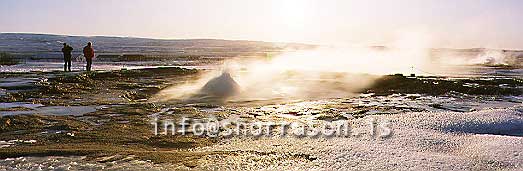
[0,102,44,109]
[0,105,98,116]
[0,78,39,88]
[190,109,523,170]
[0,61,212,73]
[0,77,41,94]
[0,156,183,171]
[0,140,36,148]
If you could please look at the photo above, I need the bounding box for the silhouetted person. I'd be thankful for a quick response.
[83,42,95,71]
[61,43,73,71]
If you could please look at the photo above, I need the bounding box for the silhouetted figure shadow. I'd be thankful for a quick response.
[61,43,73,72]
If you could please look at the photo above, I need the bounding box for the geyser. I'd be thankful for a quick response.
[199,72,241,98]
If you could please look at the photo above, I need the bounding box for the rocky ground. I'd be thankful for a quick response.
[0,67,522,170]
[0,68,224,168]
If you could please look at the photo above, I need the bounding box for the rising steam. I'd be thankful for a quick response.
[435,48,522,66]
[152,44,446,103]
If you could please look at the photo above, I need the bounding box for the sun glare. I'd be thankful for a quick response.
[275,0,314,29]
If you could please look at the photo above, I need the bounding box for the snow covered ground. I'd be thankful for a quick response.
[191,108,523,170]
[1,108,521,170]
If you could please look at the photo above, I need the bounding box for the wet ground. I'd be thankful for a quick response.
[0,66,522,170]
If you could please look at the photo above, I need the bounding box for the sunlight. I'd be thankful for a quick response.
[274,0,314,30]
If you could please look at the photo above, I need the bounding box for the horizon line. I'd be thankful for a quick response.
[2,32,522,51]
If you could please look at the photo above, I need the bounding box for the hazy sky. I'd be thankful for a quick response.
[1,0,522,49]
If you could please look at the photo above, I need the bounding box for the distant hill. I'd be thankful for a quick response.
[0,33,316,59]
[0,33,521,66]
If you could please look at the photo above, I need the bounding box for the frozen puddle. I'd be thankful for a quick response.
[0,103,97,116]
[0,102,44,109]
[0,78,38,87]
[0,140,37,148]
[191,109,523,170]
[0,77,40,93]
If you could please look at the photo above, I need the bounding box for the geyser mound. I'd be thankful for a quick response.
[198,72,240,99]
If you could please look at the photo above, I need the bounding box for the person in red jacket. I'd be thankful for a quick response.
[82,42,95,71]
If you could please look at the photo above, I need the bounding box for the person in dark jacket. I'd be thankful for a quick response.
[82,42,95,71]
[61,43,73,71]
